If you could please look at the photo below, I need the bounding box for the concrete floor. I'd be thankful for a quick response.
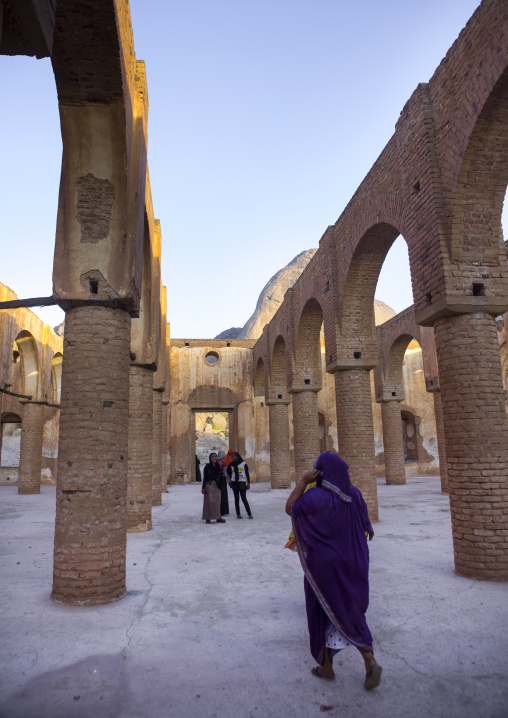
[0,476,506,718]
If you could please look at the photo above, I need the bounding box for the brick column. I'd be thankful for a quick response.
[334,369,378,521]
[0,395,3,466]
[292,390,320,477]
[267,401,291,488]
[380,399,406,485]
[434,312,508,580]
[127,365,153,533]
[432,390,448,494]
[52,306,130,606]
[161,401,169,491]
[152,390,163,505]
[18,401,45,494]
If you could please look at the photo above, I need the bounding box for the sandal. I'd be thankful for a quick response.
[364,664,382,690]
[311,666,334,682]
[217,518,226,523]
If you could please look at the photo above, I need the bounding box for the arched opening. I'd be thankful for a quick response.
[375,235,413,315]
[14,331,40,398]
[1,412,22,469]
[450,67,508,263]
[342,223,408,359]
[294,298,324,386]
[195,411,230,478]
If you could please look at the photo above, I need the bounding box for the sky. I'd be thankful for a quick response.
[2,0,502,338]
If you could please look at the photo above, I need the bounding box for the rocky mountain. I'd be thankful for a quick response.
[215,249,396,340]
[215,327,242,339]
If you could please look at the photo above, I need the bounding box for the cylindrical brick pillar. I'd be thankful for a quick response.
[432,390,448,494]
[268,402,291,488]
[18,401,45,494]
[380,399,406,485]
[0,395,3,466]
[434,312,508,580]
[127,365,153,533]
[292,390,320,477]
[161,402,169,492]
[52,306,130,606]
[152,390,163,506]
[334,368,378,521]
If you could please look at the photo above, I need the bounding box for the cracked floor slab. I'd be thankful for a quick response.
[0,476,506,718]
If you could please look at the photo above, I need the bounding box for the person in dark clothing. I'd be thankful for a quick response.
[217,450,229,515]
[195,454,202,482]
[202,453,226,524]
[227,452,253,519]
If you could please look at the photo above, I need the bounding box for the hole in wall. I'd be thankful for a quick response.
[205,351,219,364]
[472,283,485,296]
[89,280,99,295]
[354,352,362,360]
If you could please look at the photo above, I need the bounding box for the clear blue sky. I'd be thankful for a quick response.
[2,0,501,337]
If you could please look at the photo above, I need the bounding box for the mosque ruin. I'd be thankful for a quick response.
[1,0,507,609]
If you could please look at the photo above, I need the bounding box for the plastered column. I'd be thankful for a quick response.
[434,312,508,580]
[292,390,320,477]
[268,402,291,488]
[18,401,45,494]
[334,369,378,521]
[52,306,130,606]
[380,399,406,485]
[432,391,448,494]
[152,390,163,505]
[127,365,153,532]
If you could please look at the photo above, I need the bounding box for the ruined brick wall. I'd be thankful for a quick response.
[0,282,63,482]
[168,339,256,482]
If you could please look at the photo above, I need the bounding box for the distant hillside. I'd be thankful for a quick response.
[216,249,396,340]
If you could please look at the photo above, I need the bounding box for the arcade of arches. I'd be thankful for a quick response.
[1,0,508,607]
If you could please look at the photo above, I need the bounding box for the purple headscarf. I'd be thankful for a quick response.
[292,452,374,663]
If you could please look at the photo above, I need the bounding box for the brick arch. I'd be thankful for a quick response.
[270,335,288,397]
[385,335,420,389]
[340,222,403,361]
[449,67,508,264]
[254,358,265,397]
[14,331,40,398]
[294,298,324,386]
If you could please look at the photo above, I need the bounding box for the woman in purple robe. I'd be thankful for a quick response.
[285,451,382,689]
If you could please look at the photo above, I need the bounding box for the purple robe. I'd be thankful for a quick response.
[292,452,374,664]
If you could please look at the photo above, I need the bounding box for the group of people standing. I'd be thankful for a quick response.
[201,449,253,523]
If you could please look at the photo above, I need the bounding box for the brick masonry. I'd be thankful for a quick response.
[52,306,131,605]
[127,365,153,532]
[151,390,163,506]
[380,400,407,486]
[434,312,508,580]
[17,401,45,494]
[268,402,291,488]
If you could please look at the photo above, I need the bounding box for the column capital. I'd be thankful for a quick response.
[326,358,377,373]
[288,383,322,394]
[265,398,291,406]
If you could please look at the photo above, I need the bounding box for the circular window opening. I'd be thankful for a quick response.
[205,351,219,365]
